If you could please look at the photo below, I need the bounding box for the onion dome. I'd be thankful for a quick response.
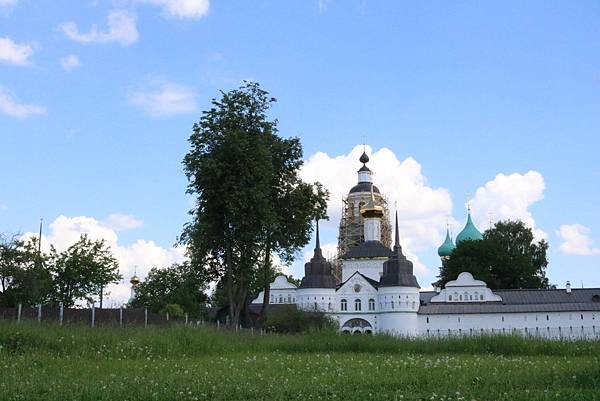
[130,275,140,286]
[299,220,337,288]
[456,212,483,244]
[379,211,420,288]
[360,187,384,219]
[437,228,455,257]
[359,151,369,164]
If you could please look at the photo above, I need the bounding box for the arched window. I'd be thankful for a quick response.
[448,295,452,301]
[314,302,318,311]
[341,299,347,311]
[355,299,362,311]
[459,295,463,301]
[391,301,394,309]
[368,299,375,311]
[480,294,484,300]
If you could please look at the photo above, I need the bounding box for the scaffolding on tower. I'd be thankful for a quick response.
[332,191,392,282]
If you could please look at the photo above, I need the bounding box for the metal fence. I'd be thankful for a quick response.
[1,304,192,328]
[422,325,600,340]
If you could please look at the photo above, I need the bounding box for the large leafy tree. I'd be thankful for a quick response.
[0,236,53,307]
[129,262,208,317]
[181,82,328,326]
[437,220,549,289]
[49,234,121,307]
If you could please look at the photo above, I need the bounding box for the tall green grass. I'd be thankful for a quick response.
[0,322,599,401]
[0,321,598,358]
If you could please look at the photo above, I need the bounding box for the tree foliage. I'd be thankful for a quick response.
[180,82,328,326]
[49,235,121,307]
[0,236,53,306]
[129,262,208,317]
[437,220,549,289]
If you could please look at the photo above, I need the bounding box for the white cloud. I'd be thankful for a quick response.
[137,0,209,19]
[470,171,546,239]
[23,215,186,307]
[103,213,144,231]
[301,145,453,256]
[60,54,81,71]
[0,36,33,66]
[60,10,138,46]
[0,88,46,118]
[558,224,600,256]
[129,80,198,116]
[0,0,17,7]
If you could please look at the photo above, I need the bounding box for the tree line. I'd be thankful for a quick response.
[0,234,121,308]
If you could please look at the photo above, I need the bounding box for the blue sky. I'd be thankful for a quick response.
[1,0,599,302]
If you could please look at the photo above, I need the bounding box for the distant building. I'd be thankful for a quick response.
[253,151,600,339]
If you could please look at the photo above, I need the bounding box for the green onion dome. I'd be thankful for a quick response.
[437,228,456,257]
[456,213,483,244]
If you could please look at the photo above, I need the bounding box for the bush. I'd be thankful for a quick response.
[264,305,337,333]
[160,303,185,318]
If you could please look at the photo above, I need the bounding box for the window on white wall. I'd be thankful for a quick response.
[355,299,362,311]
[341,299,347,311]
[368,299,375,311]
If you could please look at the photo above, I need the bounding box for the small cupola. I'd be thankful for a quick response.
[437,227,456,258]
[456,210,483,244]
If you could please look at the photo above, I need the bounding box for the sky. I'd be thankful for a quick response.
[1,0,600,305]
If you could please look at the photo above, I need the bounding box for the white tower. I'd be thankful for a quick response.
[377,211,421,336]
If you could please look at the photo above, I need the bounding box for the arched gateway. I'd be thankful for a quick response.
[341,318,373,334]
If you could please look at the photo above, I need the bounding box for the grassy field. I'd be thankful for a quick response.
[0,323,599,400]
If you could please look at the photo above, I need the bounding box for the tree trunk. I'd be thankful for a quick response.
[259,243,271,320]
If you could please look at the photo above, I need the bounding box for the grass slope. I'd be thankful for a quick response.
[0,322,599,401]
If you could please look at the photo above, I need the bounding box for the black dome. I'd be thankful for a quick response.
[349,182,380,194]
[359,151,369,164]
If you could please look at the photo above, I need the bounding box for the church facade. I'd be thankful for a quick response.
[252,152,600,339]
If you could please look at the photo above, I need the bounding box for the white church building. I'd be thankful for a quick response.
[252,151,600,339]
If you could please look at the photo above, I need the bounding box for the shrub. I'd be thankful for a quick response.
[264,305,337,333]
[160,303,185,318]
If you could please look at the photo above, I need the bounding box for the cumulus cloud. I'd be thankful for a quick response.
[470,171,546,239]
[60,54,81,71]
[129,80,198,116]
[23,215,186,307]
[137,0,209,19]
[558,224,600,256]
[60,10,138,46]
[0,88,46,118]
[301,145,453,256]
[0,36,33,66]
[103,213,144,231]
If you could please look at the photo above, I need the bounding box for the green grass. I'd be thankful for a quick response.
[0,322,599,400]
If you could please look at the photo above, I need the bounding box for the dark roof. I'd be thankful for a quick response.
[418,288,600,315]
[341,241,393,259]
[379,212,420,288]
[349,182,380,194]
[299,220,337,289]
[337,271,379,290]
[358,165,371,172]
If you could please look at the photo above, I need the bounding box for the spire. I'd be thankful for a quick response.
[299,219,336,289]
[313,219,323,259]
[393,210,400,253]
[379,209,419,288]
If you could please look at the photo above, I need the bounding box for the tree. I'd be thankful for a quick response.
[180,82,328,327]
[437,220,549,289]
[49,235,121,307]
[129,262,208,317]
[0,235,53,307]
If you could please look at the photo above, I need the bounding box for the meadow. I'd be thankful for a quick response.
[0,322,599,401]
